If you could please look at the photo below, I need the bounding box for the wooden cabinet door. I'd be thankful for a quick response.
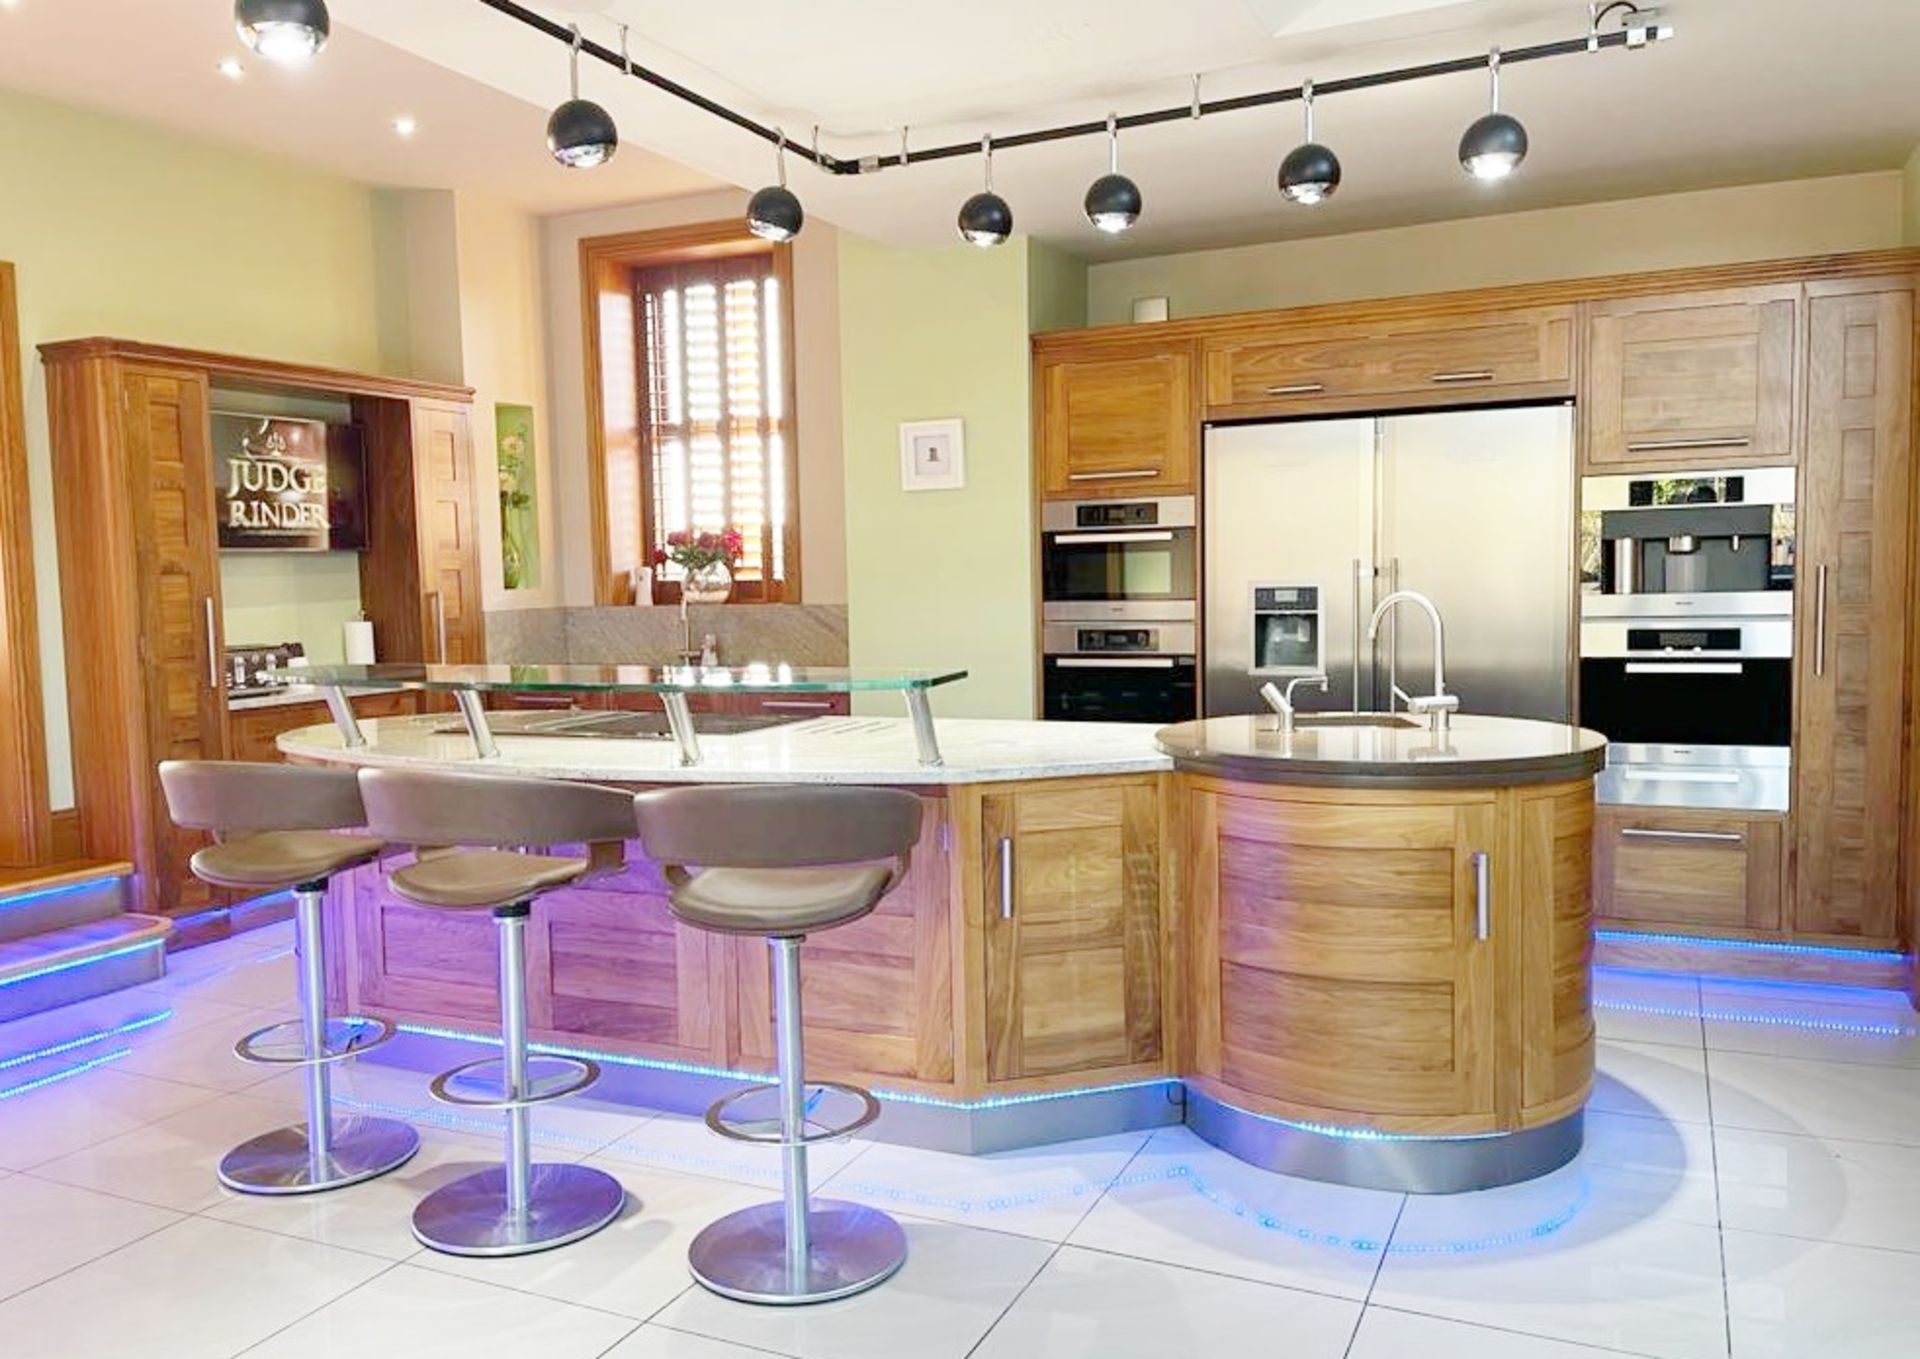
[731,800,952,1085]
[981,779,1161,1082]
[1583,286,1798,469]
[1793,286,1913,943]
[1190,787,1496,1122]
[1038,345,1196,497]
[412,401,486,664]
[1593,807,1784,934]
[124,365,227,912]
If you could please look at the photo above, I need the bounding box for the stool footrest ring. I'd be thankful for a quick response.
[234,1015,397,1067]
[429,1054,601,1110]
[704,1080,881,1146]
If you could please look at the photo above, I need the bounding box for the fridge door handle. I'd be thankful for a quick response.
[1350,558,1363,713]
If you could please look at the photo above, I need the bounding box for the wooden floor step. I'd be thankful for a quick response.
[0,861,134,944]
[0,911,171,1023]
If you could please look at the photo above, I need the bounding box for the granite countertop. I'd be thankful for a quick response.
[1157,713,1608,788]
[277,713,1173,786]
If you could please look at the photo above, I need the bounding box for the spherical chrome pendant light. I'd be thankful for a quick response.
[548,24,618,169]
[1459,46,1528,181]
[958,134,1013,247]
[747,128,805,242]
[234,0,330,65]
[1084,113,1142,234]
[1278,78,1341,205]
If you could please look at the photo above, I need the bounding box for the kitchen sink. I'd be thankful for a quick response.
[1292,712,1422,730]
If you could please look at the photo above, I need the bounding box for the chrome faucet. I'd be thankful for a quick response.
[1366,589,1460,734]
[1259,674,1328,735]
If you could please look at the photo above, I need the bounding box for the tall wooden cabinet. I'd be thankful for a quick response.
[1793,284,1914,944]
[41,339,482,918]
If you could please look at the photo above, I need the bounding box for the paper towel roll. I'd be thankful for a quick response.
[342,618,376,665]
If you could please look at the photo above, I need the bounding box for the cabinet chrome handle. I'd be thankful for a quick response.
[1264,383,1325,396]
[1055,657,1176,670]
[1067,468,1160,482]
[1624,661,1743,676]
[1814,563,1828,679]
[1471,851,1490,942]
[1624,436,1751,452]
[204,598,219,688]
[1431,370,1495,384]
[998,836,1015,920]
[1620,827,1744,844]
[762,699,835,711]
[430,591,448,662]
[1052,531,1176,545]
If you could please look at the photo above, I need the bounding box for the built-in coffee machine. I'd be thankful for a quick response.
[1578,468,1795,811]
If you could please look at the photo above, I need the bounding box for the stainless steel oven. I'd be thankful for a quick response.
[1042,620,1197,724]
[1042,497,1196,621]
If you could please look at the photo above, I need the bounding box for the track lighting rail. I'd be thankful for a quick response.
[475,0,1670,177]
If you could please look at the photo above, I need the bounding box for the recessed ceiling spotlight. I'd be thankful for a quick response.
[393,115,419,139]
[217,57,247,81]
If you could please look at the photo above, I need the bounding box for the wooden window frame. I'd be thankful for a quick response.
[579,220,801,605]
[0,263,50,867]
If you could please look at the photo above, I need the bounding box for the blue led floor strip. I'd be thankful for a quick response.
[0,938,165,989]
[0,876,126,911]
[0,1046,131,1100]
[0,1009,173,1072]
[1594,929,1904,962]
[1595,998,1915,1038]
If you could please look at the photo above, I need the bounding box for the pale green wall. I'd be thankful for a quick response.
[1027,239,1089,333]
[0,87,390,806]
[1087,171,1907,324]
[838,233,1038,718]
[1904,145,1920,245]
[219,554,366,663]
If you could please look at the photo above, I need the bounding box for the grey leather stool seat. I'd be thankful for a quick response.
[158,761,420,1195]
[358,768,634,1257]
[634,783,923,1305]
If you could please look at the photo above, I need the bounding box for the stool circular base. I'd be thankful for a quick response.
[217,1117,420,1196]
[411,1164,626,1257]
[688,1199,908,1305]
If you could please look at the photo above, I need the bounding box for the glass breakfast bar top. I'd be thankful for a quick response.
[269,664,969,768]
[269,663,969,694]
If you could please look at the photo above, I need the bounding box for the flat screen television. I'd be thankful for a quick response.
[212,413,368,551]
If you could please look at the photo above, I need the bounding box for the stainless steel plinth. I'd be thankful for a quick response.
[412,1164,626,1257]
[218,1116,420,1195]
[688,1199,908,1305]
[1186,1090,1584,1194]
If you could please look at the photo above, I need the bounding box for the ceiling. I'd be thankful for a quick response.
[0,0,721,214]
[2,1,1918,257]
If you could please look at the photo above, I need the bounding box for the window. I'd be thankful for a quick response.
[634,250,794,601]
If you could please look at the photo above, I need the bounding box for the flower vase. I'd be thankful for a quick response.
[682,561,734,605]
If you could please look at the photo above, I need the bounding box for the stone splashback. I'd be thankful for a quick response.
[486,605,849,668]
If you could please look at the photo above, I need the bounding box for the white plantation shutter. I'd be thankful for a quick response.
[635,252,791,598]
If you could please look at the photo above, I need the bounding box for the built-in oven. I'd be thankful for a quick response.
[1042,620,1197,724]
[1042,497,1196,621]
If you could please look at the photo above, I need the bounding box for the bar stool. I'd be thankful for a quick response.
[357,767,633,1257]
[157,761,420,1194]
[633,783,923,1305]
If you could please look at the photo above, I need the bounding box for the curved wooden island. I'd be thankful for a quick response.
[1158,713,1607,1191]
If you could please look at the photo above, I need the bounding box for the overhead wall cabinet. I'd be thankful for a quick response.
[40,338,481,926]
[1036,340,1199,498]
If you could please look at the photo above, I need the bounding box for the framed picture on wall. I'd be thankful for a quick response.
[899,418,966,492]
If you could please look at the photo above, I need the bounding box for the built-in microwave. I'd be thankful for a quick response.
[1042,497,1196,621]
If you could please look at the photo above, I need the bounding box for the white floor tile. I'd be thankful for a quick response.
[597,1110,870,1188]
[153,944,298,1009]
[113,1004,293,1092]
[1594,970,1705,1050]
[1350,1307,1660,1357]
[0,1215,388,1359]
[0,1175,181,1302]
[602,1326,795,1358]
[1725,1230,1920,1358]
[971,1244,1359,1358]
[1716,1125,1920,1254]
[243,1262,637,1359]
[1590,1040,1713,1126]
[1708,1050,1920,1146]
[1066,1125,1401,1300]
[0,1066,213,1170]
[0,989,245,1059]
[818,1130,1149,1242]
[655,1216,1053,1359]
[411,1160,767,1319]
[1370,1199,1727,1359]
[30,1089,304,1211]
[205,1126,501,1260]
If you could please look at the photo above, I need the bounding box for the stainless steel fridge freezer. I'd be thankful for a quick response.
[1203,405,1574,722]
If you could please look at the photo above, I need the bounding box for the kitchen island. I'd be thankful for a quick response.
[277,666,1604,1188]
